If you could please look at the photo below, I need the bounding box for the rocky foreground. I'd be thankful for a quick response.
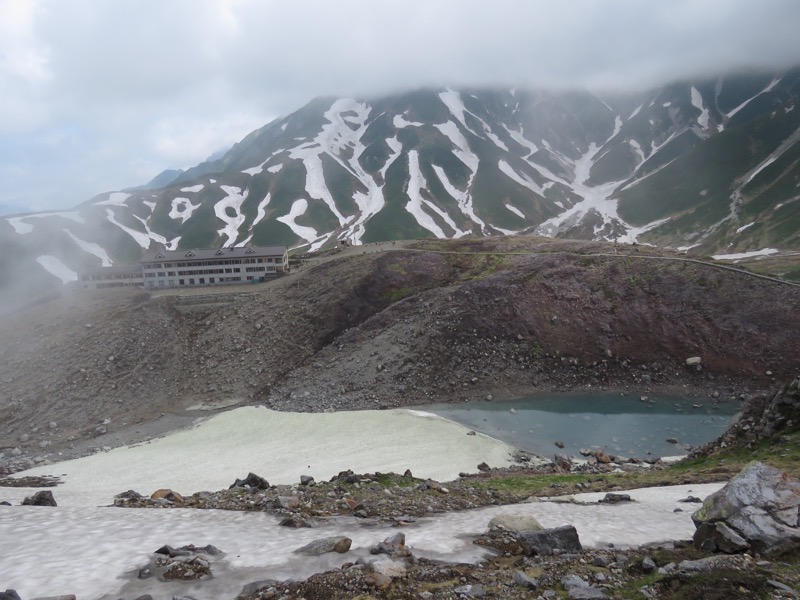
[3,380,800,599]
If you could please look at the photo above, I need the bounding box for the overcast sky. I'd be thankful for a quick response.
[2,0,800,215]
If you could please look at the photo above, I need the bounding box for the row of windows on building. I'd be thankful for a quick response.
[143,265,276,278]
[146,275,260,288]
[143,257,278,269]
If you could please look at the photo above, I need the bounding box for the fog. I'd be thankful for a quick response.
[1,0,799,214]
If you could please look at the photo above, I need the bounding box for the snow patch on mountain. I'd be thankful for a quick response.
[95,192,132,207]
[727,78,781,118]
[690,87,710,129]
[252,194,272,228]
[503,125,538,156]
[435,121,479,173]
[267,163,283,174]
[393,114,423,128]
[36,255,77,283]
[405,151,467,238]
[64,229,113,266]
[498,160,546,196]
[380,137,403,180]
[133,214,171,249]
[504,203,525,218]
[169,197,201,224]
[712,248,779,260]
[6,211,85,235]
[215,185,249,247]
[181,184,205,193]
[432,164,486,231]
[105,208,152,248]
[277,199,325,250]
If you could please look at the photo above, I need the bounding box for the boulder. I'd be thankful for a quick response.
[294,536,352,555]
[370,532,409,557]
[692,461,800,555]
[274,496,301,510]
[21,490,57,506]
[513,570,539,590]
[370,557,407,577]
[554,454,573,471]
[599,493,632,504]
[685,356,702,366]
[150,489,184,504]
[0,591,21,600]
[299,475,315,486]
[516,525,582,556]
[488,514,543,532]
[229,472,270,490]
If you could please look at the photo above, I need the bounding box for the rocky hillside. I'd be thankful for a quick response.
[1,236,799,469]
[2,66,800,305]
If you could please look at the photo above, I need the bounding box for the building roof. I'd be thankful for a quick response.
[141,245,287,263]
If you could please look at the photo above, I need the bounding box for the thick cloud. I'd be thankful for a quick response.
[2,0,800,213]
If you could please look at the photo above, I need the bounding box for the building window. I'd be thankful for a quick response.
[189,278,195,285]
[199,278,205,284]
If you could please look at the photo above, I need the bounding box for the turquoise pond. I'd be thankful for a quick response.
[421,393,741,459]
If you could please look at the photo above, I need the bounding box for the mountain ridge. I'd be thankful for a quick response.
[2,66,800,301]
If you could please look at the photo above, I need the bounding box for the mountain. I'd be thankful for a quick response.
[2,66,800,299]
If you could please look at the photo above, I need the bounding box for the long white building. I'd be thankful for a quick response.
[78,245,289,290]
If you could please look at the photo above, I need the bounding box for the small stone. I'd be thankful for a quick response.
[642,557,656,572]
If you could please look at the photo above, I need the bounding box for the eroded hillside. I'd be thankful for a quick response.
[1,236,798,469]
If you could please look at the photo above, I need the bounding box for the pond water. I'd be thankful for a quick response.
[422,393,741,459]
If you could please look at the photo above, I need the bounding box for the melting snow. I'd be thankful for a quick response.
[690,87,710,129]
[105,208,151,249]
[498,160,545,196]
[380,137,403,180]
[267,163,283,174]
[712,248,779,260]
[277,199,321,247]
[405,150,449,238]
[432,164,486,231]
[393,114,423,128]
[181,184,205,193]
[502,125,538,155]
[94,192,132,207]
[63,229,113,267]
[736,222,755,234]
[0,405,726,600]
[35,255,77,283]
[169,197,201,224]
[142,200,156,213]
[6,211,85,235]
[251,194,272,227]
[504,203,525,218]
[215,185,249,247]
[727,78,781,118]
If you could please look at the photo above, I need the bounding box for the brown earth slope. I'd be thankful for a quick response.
[1,236,799,469]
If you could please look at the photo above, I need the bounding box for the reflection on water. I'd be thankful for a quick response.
[422,393,740,459]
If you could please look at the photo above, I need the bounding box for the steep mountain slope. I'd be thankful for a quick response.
[1,237,799,469]
[2,67,800,301]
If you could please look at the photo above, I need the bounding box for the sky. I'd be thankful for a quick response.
[2,0,800,216]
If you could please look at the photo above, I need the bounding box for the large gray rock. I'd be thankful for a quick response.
[516,525,582,556]
[488,514,543,533]
[294,536,352,555]
[21,490,57,506]
[692,461,800,555]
